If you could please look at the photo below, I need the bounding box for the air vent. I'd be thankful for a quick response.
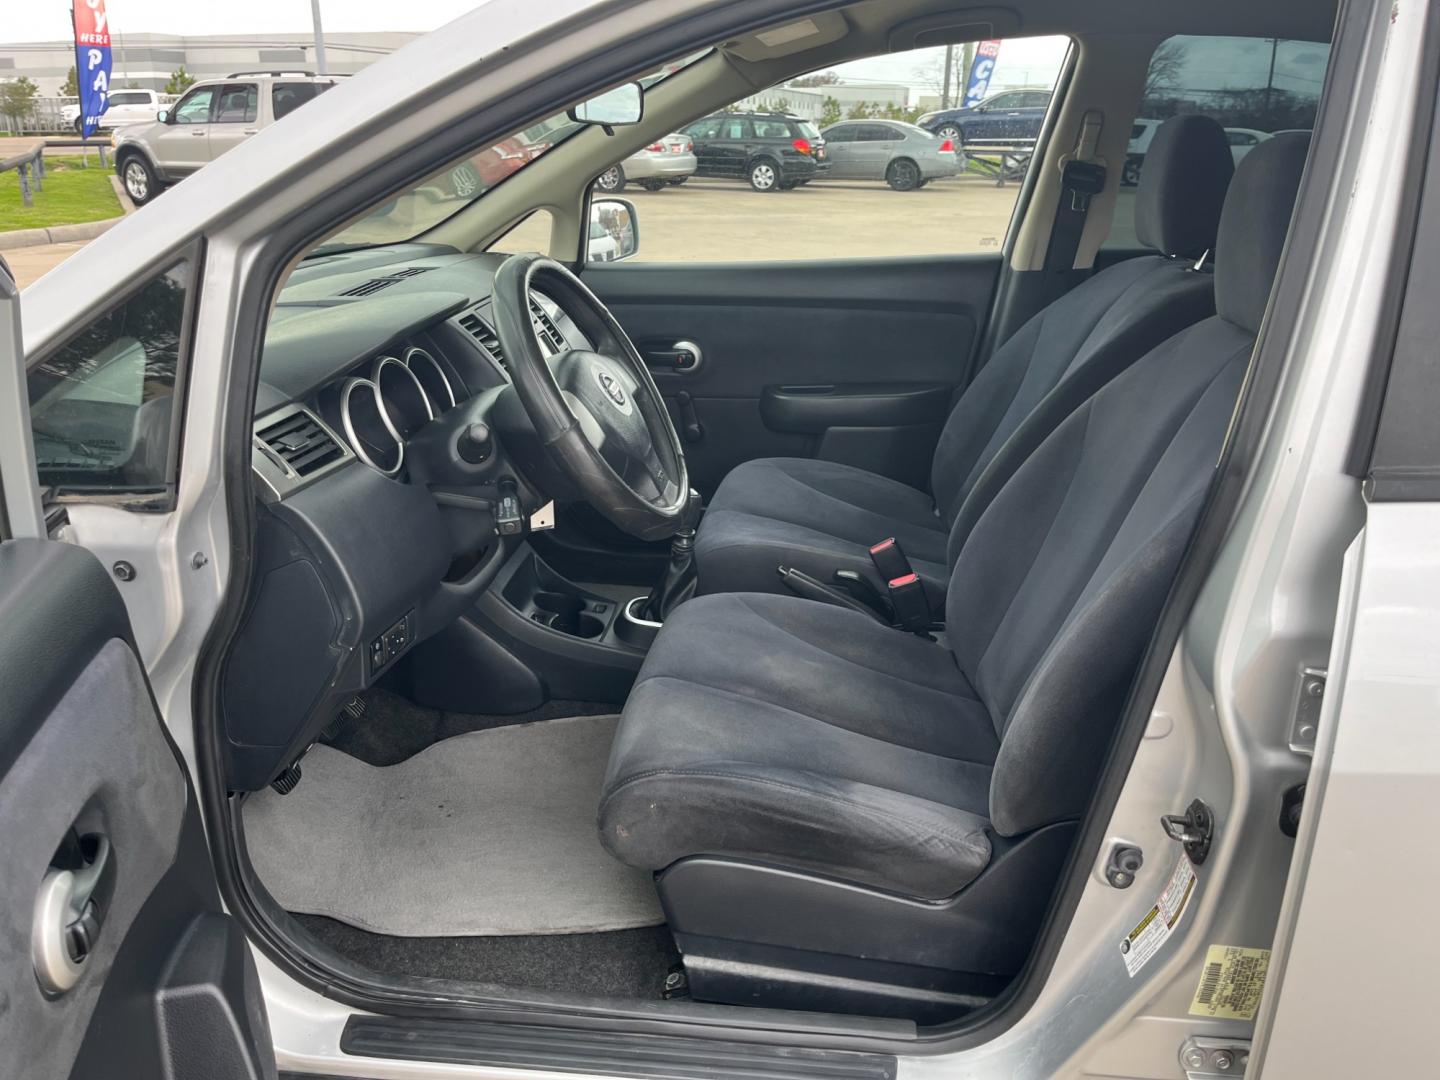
[340,267,433,296]
[341,278,395,297]
[529,298,566,352]
[256,410,346,477]
[458,310,505,368]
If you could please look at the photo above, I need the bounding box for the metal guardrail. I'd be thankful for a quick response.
[1,140,111,208]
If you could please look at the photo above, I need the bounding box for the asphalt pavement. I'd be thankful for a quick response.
[6,172,1140,289]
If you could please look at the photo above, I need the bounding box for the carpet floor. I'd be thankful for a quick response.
[328,688,616,767]
[244,714,663,937]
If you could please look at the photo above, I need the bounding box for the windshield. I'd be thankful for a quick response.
[316,51,709,253]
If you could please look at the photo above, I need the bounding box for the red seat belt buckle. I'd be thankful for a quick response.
[887,572,929,632]
[869,537,911,581]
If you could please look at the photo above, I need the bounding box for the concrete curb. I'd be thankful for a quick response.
[0,217,122,251]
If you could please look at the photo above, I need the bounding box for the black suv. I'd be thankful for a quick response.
[681,112,829,191]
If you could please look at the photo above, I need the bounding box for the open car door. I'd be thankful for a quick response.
[0,256,276,1079]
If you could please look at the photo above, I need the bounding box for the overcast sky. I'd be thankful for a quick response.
[1,0,480,43]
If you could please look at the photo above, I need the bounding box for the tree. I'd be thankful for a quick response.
[913,43,975,110]
[165,67,197,95]
[846,100,876,119]
[1143,39,1186,103]
[0,77,40,129]
[62,66,79,97]
[788,70,840,88]
[819,95,843,127]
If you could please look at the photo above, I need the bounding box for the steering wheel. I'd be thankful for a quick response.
[491,253,689,541]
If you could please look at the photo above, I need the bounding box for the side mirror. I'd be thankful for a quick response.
[569,83,644,127]
[587,197,639,263]
[157,109,170,123]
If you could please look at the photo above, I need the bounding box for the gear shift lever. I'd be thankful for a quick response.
[640,488,703,623]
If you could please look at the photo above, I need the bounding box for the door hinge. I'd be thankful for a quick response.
[1161,798,1214,865]
[1180,1036,1251,1078]
[1288,667,1326,755]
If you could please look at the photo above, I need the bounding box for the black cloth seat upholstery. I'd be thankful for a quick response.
[600,134,1311,901]
[695,115,1235,605]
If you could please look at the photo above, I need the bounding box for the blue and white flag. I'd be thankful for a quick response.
[72,0,114,139]
[963,40,1003,108]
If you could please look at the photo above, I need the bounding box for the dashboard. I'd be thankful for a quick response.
[225,243,588,790]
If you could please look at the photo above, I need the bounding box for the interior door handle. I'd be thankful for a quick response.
[32,833,111,995]
[645,340,703,373]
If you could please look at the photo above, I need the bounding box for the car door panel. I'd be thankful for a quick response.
[586,255,999,495]
[0,262,274,1079]
[0,539,276,1079]
[210,82,261,160]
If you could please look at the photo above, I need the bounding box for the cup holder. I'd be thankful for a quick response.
[533,591,606,639]
[558,613,605,639]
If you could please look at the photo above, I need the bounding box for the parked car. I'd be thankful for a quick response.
[441,137,545,197]
[60,88,167,134]
[818,119,961,190]
[916,86,1052,155]
[681,112,828,190]
[1122,117,1163,185]
[1225,126,1273,164]
[595,133,698,192]
[111,73,338,206]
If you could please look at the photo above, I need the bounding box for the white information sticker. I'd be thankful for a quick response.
[1119,851,1197,977]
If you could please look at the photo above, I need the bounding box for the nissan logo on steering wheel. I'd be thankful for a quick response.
[597,369,628,408]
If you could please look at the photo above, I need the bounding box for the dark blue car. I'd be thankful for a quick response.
[916,87,1052,156]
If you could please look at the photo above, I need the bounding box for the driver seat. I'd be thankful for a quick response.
[598,135,1310,1016]
[693,115,1235,608]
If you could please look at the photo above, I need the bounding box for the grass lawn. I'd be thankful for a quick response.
[0,155,123,232]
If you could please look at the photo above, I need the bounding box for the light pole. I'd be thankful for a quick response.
[310,0,328,75]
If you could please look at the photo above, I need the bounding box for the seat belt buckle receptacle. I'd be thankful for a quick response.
[887,572,930,633]
[869,537,912,581]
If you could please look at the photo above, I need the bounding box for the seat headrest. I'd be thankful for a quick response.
[1133,115,1234,259]
[1215,132,1311,334]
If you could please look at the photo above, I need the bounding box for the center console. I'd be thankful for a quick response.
[393,542,664,715]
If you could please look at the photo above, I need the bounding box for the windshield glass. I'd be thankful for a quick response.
[317,52,708,253]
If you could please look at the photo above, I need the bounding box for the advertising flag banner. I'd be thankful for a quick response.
[963,40,1003,108]
[72,0,114,139]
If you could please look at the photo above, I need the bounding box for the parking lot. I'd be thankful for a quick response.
[441,171,1139,263]
[8,170,1141,288]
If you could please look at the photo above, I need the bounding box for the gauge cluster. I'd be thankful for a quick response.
[332,345,465,477]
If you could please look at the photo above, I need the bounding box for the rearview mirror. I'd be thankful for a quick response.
[157,109,170,123]
[569,83,644,127]
[587,198,639,263]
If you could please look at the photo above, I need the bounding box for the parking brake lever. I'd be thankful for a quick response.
[778,566,889,624]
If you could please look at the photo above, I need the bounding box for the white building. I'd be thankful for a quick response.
[732,81,912,121]
[0,31,417,96]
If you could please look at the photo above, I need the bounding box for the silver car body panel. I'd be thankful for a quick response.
[820,119,961,182]
[623,133,698,179]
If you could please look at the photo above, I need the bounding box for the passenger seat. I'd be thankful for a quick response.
[694,115,1235,608]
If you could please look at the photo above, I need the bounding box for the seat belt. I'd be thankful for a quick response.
[1042,109,1107,283]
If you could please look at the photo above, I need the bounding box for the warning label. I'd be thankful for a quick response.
[1119,851,1196,977]
[1189,944,1271,1020]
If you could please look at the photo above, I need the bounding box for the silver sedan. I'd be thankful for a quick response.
[595,133,697,192]
[818,120,963,190]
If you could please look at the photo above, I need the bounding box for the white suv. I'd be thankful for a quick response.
[60,87,166,133]
[112,72,337,206]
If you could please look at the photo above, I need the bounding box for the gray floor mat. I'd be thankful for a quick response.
[244,714,664,937]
